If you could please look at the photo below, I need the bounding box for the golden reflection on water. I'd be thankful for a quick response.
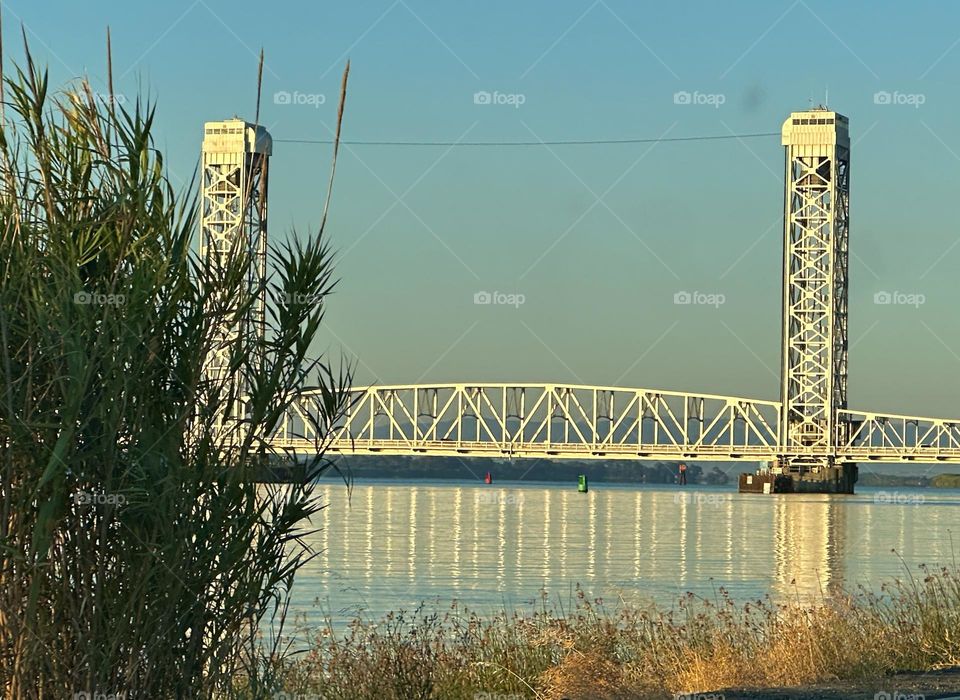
[772,495,843,600]
[296,482,957,625]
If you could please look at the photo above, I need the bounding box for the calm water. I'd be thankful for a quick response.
[288,480,960,631]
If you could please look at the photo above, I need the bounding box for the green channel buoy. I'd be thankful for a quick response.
[578,474,588,493]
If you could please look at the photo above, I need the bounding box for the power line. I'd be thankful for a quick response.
[273,132,780,147]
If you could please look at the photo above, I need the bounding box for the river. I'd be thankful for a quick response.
[287,480,960,632]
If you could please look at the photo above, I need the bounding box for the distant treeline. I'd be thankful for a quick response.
[266,457,960,488]
[316,455,729,485]
[859,472,960,488]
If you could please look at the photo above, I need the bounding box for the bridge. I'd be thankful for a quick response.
[199,108,960,494]
[275,384,960,466]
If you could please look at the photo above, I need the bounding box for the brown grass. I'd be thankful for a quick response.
[243,560,960,699]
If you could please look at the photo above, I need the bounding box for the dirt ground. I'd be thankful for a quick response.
[713,666,960,699]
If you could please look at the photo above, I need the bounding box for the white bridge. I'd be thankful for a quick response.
[272,383,960,464]
[203,109,960,482]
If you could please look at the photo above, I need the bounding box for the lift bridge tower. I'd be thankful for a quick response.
[776,108,856,493]
[199,119,271,441]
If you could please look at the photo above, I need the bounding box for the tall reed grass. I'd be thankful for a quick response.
[0,50,351,696]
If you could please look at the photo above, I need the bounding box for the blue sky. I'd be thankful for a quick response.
[9,0,960,418]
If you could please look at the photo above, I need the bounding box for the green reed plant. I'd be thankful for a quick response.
[0,50,351,697]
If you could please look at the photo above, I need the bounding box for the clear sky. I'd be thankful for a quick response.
[9,0,960,418]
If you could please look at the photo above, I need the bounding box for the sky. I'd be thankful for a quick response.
[8,0,960,419]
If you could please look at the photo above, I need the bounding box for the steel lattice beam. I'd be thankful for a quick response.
[267,384,960,464]
[274,384,781,460]
[779,110,850,472]
[200,119,271,439]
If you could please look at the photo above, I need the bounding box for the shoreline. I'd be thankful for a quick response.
[264,564,960,699]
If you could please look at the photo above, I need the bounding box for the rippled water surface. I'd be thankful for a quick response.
[287,480,960,629]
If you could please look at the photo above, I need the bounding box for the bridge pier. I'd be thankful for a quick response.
[739,461,857,494]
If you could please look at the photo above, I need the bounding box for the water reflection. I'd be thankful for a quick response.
[772,495,845,599]
[296,482,957,628]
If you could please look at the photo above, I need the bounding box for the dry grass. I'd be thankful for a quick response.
[255,561,960,699]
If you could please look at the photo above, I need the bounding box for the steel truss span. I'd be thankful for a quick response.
[838,409,960,462]
[269,384,960,464]
[277,383,781,461]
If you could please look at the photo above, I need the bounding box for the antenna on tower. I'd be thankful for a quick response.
[824,86,829,108]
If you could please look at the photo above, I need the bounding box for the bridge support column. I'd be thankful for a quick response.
[739,459,857,494]
[199,119,271,447]
[773,108,852,492]
[791,462,857,494]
